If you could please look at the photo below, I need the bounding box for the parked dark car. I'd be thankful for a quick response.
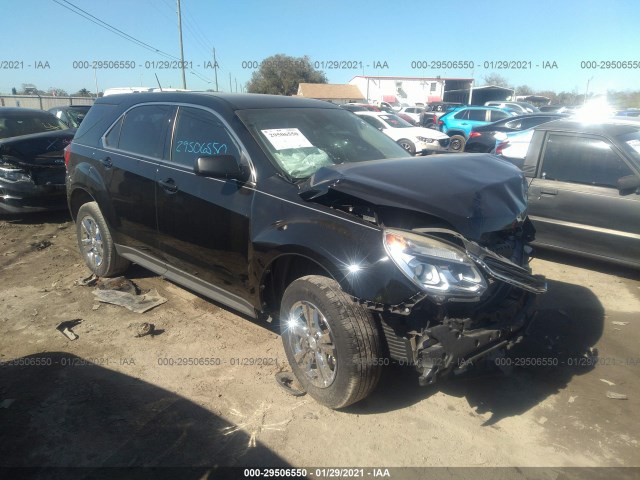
[615,109,640,118]
[0,107,74,214]
[464,113,568,153]
[419,103,463,128]
[48,105,92,128]
[66,92,546,408]
[496,118,640,268]
[340,103,381,113]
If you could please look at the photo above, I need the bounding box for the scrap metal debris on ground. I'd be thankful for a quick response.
[606,392,629,400]
[78,275,167,314]
[56,319,82,340]
[131,322,155,338]
[31,240,52,251]
[275,372,306,397]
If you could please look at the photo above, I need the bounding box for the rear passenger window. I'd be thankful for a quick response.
[172,107,240,167]
[468,110,486,121]
[490,110,510,121]
[541,134,633,188]
[118,105,174,159]
[454,110,469,120]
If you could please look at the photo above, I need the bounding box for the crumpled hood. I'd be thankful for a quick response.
[0,129,75,167]
[299,154,528,241]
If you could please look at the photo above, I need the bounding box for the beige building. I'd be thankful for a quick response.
[296,83,365,104]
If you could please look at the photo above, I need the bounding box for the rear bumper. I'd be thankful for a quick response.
[0,181,66,214]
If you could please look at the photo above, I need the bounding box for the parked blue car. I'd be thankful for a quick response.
[438,106,516,151]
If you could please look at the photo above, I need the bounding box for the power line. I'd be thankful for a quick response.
[52,0,180,61]
[52,0,213,85]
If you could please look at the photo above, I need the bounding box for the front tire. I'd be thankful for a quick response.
[280,275,382,409]
[76,201,130,277]
[397,138,416,155]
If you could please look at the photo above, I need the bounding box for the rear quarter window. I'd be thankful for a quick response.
[117,104,174,159]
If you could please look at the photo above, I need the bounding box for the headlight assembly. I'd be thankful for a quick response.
[383,229,487,297]
[416,136,436,143]
[0,165,31,183]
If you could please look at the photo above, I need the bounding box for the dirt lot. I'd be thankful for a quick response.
[1,211,639,475]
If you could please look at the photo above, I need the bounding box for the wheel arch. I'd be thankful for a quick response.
[68,187,96,221]
[259,252,338,314]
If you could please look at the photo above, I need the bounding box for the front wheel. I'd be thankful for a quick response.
[280,275,382,409]
[449,135,466,152]
[397,138,416,155]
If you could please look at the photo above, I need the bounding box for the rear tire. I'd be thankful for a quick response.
[76,201,130,277]
[449,134,466,152]
[397,138,416,155]
[280,275,382,409]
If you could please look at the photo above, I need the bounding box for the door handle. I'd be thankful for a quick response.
[540,188,558,196]
[158,178,178,193]
[101,157,112,169]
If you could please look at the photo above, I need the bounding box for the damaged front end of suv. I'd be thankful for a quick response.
[300,153,546,386]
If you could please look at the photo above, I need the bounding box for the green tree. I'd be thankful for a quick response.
[47,87,69,97]
[246,54,327,96]
[73,88,92,97]
[515,85,534,96]
[482,73,511,88]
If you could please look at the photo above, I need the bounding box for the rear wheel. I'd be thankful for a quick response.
[76,201,130,277]
[280,275,382,409]
[449,134,466,152]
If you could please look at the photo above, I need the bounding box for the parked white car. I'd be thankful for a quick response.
[355,111,450,154]
[397,106,425,124]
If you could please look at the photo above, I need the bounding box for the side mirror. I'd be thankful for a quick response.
[194,155,245,180]
[617,174,640,193]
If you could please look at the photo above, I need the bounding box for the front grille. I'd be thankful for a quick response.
[480,256,546,294]
[439,138,450,148]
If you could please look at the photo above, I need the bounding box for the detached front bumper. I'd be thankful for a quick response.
[417,138,451,154]
[0,181,66,214]
[380,291,538,386]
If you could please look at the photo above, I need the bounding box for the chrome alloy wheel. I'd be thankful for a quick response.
[398,140,412,151]
[79,216,104,269]
[286,301,337,388]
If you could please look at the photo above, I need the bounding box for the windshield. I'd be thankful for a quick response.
[378,114,413,128]
[237,107,409,180]
[0,112,67,139]
[65,108,90,127]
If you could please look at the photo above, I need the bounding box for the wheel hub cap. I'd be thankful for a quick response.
[80,216,104,269]
[286,301,337,388]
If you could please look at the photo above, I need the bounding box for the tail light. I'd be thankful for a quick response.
[469,131,481,138]
[64,145,71,168]
[495,140,509,155]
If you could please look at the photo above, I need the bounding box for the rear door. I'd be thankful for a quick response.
[155,105,255,313]
[527,132,640,264]
[101,103,175,264]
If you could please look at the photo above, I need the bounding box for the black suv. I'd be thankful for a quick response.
[66,92,546,408]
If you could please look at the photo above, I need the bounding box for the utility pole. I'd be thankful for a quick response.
[229,73,232,92]
[213,47,219,91]
[176,0,187,89]
[584,76,594,105]
[235,78,238,93]
[93,67,99,97]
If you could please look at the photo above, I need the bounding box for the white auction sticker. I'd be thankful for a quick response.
[261,128,313,150]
